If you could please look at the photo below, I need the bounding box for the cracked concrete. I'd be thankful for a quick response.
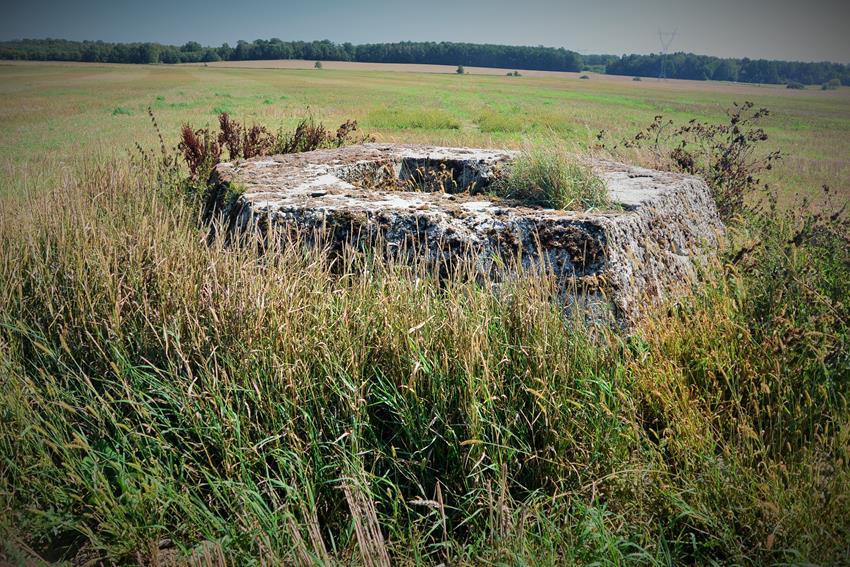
[209,143,724,322]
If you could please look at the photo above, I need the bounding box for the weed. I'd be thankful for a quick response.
[178,112,369,178]
[177,123,220,179]
[597,101,781,220]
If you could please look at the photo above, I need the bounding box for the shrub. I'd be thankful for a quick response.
[822,78,840,90]
[632,76,642,81]
[489,141,609,210]
[314,60,322,69]
[786,81,805,89]
[580,75,590,80]
[596,101,781,220]
[456,65,464,74]
[111,106,132,116]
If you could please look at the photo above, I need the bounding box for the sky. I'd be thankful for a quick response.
[2,0,849,63]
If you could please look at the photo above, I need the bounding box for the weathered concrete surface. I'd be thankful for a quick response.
[209,143,724,322]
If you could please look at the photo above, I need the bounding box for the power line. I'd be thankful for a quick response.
[658,29,677,80]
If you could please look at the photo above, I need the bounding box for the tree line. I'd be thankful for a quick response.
[1,38,847,86]
[607,52,849,86]
[0,38,582,72]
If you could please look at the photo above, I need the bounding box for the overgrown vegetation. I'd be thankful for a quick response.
[1,100,848,565]
[597,101,781,220]
[490,141,610,210]
[179,112,368,180]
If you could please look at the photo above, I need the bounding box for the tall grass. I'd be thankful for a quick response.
[1,147,848,563]
[490,140,610,211]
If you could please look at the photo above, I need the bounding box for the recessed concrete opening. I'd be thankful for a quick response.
[332,154,502,195]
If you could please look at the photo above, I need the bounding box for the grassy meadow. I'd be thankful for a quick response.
[1,61,849,200]
[1,61,849,565]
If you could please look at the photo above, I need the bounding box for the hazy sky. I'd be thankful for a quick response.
[3,0,849,63]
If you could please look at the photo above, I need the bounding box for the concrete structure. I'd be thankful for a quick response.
[209,144,724,322]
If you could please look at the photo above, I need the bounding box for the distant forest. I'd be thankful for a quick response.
[1,38,848,86]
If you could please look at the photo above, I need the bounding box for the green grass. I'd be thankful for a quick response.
[475,109,526,133]
[1,62,847,202]
[0,61,849,565]
[367,107,461,130]
[490,141,610,210]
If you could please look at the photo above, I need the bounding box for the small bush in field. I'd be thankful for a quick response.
[456,65,465,74]
[821,78,841,90]
[786,81,805,89]
[111,106,132,116]
[314,61,322,69]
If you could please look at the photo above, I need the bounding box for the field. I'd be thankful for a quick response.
[1,61,849,566]
[2,61,848,200]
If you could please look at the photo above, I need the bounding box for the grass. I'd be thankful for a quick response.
[474,109,526,133]
[1,62,847,202]
[0,61,849,565]
[490,141,610,210]
[367,107,461,130]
